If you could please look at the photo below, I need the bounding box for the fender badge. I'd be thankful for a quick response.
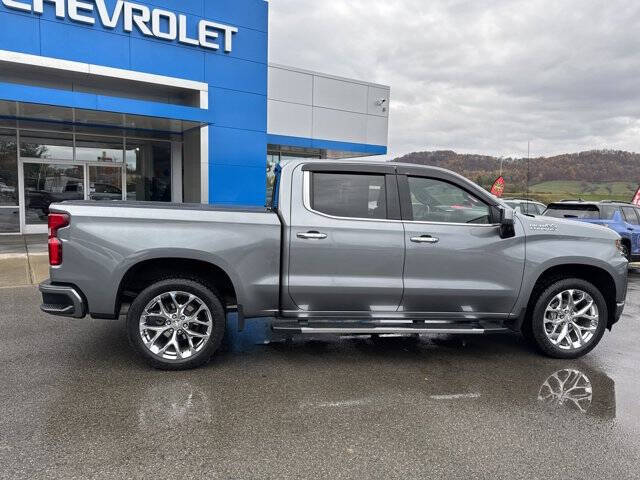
[530,223,558,232]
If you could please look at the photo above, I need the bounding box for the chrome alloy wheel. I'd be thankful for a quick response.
[543,289,599,350]
[139,291,213,360]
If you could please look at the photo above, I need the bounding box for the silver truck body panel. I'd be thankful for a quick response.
[49,202,281,318]
[401,219,526,318]
[286,165,405,313]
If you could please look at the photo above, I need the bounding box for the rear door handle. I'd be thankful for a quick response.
[297,231,328,240]
[411,235,439,244]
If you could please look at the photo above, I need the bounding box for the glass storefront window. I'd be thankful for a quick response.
[266,151,321,206]
[89,165,123,201]
[0,130,18,206]
[266,153,279,205]
[76,135,124,163]
[23,163,85,225]
[0,207,19,233]
[125,140,172,202]
[20,130,74,161]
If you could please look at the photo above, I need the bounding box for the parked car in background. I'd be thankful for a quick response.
[504,198,547,215]
[544,200,640,261]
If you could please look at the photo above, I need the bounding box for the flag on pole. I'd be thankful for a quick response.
[632,186,640,206]
[490,176,505,198]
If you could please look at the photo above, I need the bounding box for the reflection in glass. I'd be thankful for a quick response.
[0,131,18,206]
[0,207,19,233]
[125,140,171,202]
[20,131,74,161]
[266,152,321,206]
[266,153,279,206]
[23,163,84,225]
[89,166,123,201]
[538,369,593,413]
[76,135,124,163]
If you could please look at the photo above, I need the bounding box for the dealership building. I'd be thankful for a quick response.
[0,0,390,234]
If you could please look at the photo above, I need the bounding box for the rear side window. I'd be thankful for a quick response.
[523,203,539,215]
[621,207,640,225]
[311,173,387,219]
[544,204,600,219]
[599,206,618,220]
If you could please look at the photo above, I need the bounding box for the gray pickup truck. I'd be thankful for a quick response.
[39,160,628,369]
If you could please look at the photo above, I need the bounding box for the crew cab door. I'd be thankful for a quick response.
[286,164,405,314]
[397,168,525,319]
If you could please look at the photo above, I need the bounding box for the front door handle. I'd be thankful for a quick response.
[411,235,439,244]
[297,231,328,240]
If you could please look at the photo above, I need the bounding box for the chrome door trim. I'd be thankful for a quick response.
[302,171,501,228]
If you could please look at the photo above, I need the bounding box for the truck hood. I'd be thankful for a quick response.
[517,213,620,240]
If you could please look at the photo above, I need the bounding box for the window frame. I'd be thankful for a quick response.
[621,206,640,225]
[302,167,401,222]
[397,174,500,226]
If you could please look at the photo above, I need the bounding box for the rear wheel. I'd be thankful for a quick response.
[526,278,607,359]
[127,278,226,370]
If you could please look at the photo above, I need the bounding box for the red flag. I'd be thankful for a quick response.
[632,186,640,206]
[490,176,505,198]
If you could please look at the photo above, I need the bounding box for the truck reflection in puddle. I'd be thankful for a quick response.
[538,369,593,413]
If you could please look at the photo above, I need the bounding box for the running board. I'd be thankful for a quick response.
[272,320,508,335]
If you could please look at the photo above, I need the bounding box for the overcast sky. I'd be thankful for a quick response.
[269,0,640,159]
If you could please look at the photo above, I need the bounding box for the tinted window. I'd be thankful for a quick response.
[621,207,640,225]
[523,202,537,215]
[505,201,522,213]
[544,204,599,219]
[312,173,387,219]
[599,206,618,220]
[407,177,490,224]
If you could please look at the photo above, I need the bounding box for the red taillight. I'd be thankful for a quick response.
[48,213,70,266]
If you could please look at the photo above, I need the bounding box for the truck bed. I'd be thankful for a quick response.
[48,200,282,319]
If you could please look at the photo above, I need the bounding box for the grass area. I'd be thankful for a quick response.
[504,181,637,204]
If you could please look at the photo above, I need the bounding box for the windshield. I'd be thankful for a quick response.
[544,204,600,219]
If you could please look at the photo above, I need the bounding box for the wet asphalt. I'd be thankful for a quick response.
[1,276,640,479]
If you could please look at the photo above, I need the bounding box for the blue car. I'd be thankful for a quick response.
[544,200,640,261]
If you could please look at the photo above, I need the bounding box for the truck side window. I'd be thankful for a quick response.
[407,176,490,224]
[621,206,640,225]
[311,173,387,220]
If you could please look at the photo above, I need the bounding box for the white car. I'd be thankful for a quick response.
[504,198,546,215]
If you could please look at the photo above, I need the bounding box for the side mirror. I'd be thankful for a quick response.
[499,207,516,239]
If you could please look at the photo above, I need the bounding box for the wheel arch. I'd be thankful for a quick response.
[523,263,618,330]
[115,255,241,317]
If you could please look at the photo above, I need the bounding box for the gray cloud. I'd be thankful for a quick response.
[269,0,640,158]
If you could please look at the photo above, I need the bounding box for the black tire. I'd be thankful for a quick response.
[622,242,631,262]
[127,278,226,370]
[526,278,608,359]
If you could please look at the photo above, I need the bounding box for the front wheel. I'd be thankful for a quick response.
[526,278,608,359]
[127,278,226,370]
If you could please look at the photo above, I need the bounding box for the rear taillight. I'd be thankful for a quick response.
[48,213,70,266]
